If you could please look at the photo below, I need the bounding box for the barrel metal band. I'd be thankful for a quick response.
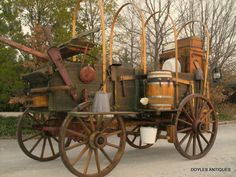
[147,96,174,99]
[149,104,173,106]
[148,82,173,85]
[147,77,173,82]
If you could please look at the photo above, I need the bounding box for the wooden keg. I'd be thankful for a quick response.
[146,71,174,110]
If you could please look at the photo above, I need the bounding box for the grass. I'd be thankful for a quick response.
[216,103,236,121]
[0,116,18,138]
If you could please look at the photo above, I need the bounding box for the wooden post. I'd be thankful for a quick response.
[72,0,81,62]
[99,0,107,92]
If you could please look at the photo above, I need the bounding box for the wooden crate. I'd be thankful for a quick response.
[178,37,203,49]
[160,37,204,74]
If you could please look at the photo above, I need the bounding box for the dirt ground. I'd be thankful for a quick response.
[0,124,235,177]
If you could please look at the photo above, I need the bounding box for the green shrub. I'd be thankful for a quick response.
[216,103,236,121]
[0,117,18,137]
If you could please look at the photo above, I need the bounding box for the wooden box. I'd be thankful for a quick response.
[178,37,203,49]
[160,37,204,73]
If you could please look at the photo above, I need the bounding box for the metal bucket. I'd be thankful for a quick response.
[146,71,174,110]
[140,127,157,144]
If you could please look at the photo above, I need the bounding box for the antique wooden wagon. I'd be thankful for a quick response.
[0,1,218,177]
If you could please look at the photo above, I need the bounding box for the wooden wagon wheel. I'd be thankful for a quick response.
[126,125,159,149]
[59,113,126,177]
[17,110,63,161]
[174,94,218,160]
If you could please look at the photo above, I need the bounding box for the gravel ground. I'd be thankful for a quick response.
[0,124,235,177]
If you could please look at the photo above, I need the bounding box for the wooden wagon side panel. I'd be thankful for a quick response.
[49,62,103,111]
[110,65,141,111]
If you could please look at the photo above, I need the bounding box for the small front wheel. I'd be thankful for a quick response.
[17,110,61,161]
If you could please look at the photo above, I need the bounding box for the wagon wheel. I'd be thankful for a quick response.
[126,125,159,149]
[17,110,62,161]
[59,114,126,177]
[174,94,218,160]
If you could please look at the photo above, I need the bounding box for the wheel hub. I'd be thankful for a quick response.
[95,135,107,148]
[198,122,206,132]
[193,120,206,133]
[89,132,107,149]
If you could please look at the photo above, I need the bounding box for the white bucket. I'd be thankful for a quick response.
[140,127,157,144]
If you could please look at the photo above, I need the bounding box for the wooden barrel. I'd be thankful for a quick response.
[146,71,174,110]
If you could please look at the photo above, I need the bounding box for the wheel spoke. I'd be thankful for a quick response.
[139,137,142,147]
[101,117,116,133]
[193,134,196,156]
[100,148,112,163]
[195,97,200,119]
[178,119,192,126]
[41,137,46,158]
[66,129,87,138]
[199,132,210,145]
[52,136,59,143]
[65,141,86,151]
[182,107,194,122]
[177,127,192,133]
[185,133,193,153]
[71,145,89,166]
[104,130,122,137]
[96,115,103,131]
[200,109,213,121]
[89,116,95,132]
[94,149,101,173]
[22,133,41,142]
[187,101,195,120]
[131,126,139,132]
[84,149,92,174]
[48,137,55,156]
[197,134,203,153]
[29,136,43,153]
[179,131,191,145]
[131,135,137,143]
[106,142,120,149]
[78,118,91,134]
